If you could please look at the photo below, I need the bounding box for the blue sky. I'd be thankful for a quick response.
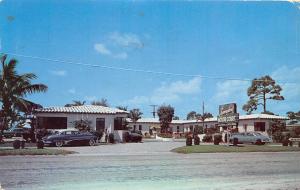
[0,0,300,118]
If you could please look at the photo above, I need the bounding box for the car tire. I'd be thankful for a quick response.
[256,139,262,145]
[55,141,64,147]
[233,138,238,146]
[89,139,96,146]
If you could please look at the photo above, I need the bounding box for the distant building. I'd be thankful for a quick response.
[127,114,288,136]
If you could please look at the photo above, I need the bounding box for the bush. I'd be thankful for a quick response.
[194,135,200,145]
[213,133,222,145]
[108,133,115,143]
[186,136,193,146]
[13,140,21,149]
[123,132,130,143]
[202,134,212,142]
[36,140,44,149]
[282,138,289,146]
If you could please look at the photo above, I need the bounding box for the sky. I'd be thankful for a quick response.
[0,0,299,119]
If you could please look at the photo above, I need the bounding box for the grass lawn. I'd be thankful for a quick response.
[172,145,300,154]
[0,148,76,156]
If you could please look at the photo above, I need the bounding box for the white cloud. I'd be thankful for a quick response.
[68,88,76,94]
[125,77,202,106]
[50,70,67,76]
[94,43,111,55]
[271,66,300,101]
[109,32,143,49]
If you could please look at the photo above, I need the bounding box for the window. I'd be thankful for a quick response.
[114,117,125,130]
[96,118,105,132]
[177,126,180,133]
[254,122,266,131]
[139,125,142,131]
[37,117,67,129]
[133,125,136,131]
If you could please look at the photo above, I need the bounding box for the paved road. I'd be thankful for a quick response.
[1,142,300,190]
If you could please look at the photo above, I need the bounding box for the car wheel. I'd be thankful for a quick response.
[55,141,64,147]
[233,138,238,146]
[256,139,262,145]
[89,139,96,146]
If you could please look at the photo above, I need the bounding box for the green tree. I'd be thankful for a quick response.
[173,115,179,120]
[0,55,47,132]
[157,105,174,133]
[287,111,300,120]
[243,75,284,114]
[186,111,197,120]
[91,98,109,107]
[116,106,128,111]
[64,100,86,107]
[128,108,143,123]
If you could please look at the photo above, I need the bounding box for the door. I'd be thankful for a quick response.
[96,118,105,133]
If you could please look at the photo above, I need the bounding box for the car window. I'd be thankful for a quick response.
[72,131,79,135]
[246,133,254,136]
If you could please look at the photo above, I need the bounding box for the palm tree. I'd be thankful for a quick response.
[65,100,86,107]
[0,55,48,132]
[128,109,143,130]
[91,98,109,107]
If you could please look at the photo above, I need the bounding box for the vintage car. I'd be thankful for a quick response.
[3,128,31,138]
[42,129,98,147]
[229,132,272,145]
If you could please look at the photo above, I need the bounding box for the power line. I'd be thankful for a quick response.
[0,51,297,84]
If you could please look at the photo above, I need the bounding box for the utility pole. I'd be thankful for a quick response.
[202,101,205,132]
[150,105,158,118]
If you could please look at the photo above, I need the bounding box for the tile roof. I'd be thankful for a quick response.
[35,105,128,114]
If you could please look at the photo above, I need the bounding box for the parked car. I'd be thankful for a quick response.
[42,129,98,147]
[229,132,272,145]
[3,128,31,138]
[123,131,143,143]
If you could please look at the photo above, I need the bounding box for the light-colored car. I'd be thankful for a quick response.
[229,132,272,145]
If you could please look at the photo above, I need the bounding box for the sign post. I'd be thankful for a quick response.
[217,103,239,146]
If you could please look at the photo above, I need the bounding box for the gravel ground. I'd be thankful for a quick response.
[1,141,300,190]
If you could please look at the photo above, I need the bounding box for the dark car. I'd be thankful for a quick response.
[42,129,98,147]
[124,131,143,143]
[3,128,31,138]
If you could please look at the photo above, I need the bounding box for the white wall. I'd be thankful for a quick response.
[35,112,127,132]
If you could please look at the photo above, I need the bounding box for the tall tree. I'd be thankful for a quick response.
[65,100,86,107]
[242,75,284,114]
[157,105,174,133]
[186,111,197,120]
[196,112,213,121]
[91,98,109,107]
[0,55,47,132]
[128,108,143,123]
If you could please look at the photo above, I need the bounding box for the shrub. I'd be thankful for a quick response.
[194,135,200,145]
[186,136,193,146]
[36,141,44,149]
[108,133,115,143]
[213,133,222,145]
[202,134,212,142]
[282,138,289,146]
[20,141,25,149]
[123,132,130,143]
[13,140,21,149]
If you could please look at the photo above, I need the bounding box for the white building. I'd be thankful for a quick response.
[34,105,128,142]
[127,114,288,136]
